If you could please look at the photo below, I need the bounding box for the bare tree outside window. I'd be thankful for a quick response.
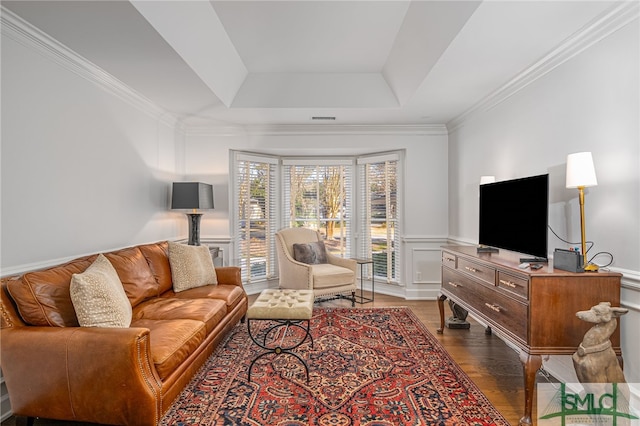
[287,165,349,256]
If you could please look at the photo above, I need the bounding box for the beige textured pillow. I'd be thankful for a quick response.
[168,242,218,293]
[70,254,132,328]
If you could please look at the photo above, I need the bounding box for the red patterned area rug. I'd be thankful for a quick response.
[161,307,509,425]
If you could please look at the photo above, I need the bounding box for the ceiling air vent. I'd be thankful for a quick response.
[311,116,336,121]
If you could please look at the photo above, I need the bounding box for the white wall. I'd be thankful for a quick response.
[1,27,181,275]
[448,20,640,383]
[182,128,450,297]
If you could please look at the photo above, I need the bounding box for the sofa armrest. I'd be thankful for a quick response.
[215,266,243,286]
[1,326,162,425]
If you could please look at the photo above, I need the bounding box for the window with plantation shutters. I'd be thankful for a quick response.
[282,158,353,257]
[357,152,402,284]
[231,150,402,285]
[231,152,278,283]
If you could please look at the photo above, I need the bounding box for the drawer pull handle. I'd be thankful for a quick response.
[499,279,517,288]
[485,303,502,313]
[447,281,460,288]
[465,266,480,273]
[445,257,455,262]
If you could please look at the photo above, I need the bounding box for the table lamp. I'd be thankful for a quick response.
[171,182,214,246]
[565,152,598,271]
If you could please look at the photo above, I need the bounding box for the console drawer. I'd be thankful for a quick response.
[497,271,529,300]
[442,268,527,342]
[442,267,477,300]
[442,251,457,267]
[457,257,496,286]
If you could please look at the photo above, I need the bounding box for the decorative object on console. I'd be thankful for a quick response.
[572,302,627,384]
[553,248,584,273]
[171,182,214,246]
[446,300,470,329]
[565,152,599,272]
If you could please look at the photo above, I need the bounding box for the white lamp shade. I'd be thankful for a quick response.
[566,152,597,188]
[480,176,496,185]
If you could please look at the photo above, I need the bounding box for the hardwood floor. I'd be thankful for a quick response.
[2,292,545,425]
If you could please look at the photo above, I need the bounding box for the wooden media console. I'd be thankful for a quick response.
[438,245,622,426]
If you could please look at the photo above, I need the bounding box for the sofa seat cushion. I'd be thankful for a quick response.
[131,318,206,380]
[166,284,246,312]
[310,264,355,289]
[133,298,227,334]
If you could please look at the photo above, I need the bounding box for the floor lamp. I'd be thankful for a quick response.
[565,152,598,272]
[171,182,214,246]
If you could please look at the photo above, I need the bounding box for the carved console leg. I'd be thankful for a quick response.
[437,294,447,334]
[519,353,542,426]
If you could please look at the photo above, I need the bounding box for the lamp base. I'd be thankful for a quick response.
[186,213,203,246]
[584,263,600,272]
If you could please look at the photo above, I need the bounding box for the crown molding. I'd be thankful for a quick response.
[1,6,181,129]
[446,1,640,133]
[187,123,448,137]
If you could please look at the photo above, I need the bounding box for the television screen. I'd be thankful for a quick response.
[478,174,549,260]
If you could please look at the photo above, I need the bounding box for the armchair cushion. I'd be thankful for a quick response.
[293,241,328,264]
[70,254,133,328]
[310,263,356,289]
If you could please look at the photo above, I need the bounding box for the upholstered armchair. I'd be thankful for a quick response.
[275,227,356,306]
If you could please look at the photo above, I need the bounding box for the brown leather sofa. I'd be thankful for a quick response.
[0,241,248,425]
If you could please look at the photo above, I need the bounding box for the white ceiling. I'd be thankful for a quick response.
[2,0,621,128]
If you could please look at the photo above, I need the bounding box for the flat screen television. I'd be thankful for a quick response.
[478,174,549,260]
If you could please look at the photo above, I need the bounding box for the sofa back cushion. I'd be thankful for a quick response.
[7,255,96,327]
[6,241,174,327]
[138,241,173,295]
[105,247,159,308]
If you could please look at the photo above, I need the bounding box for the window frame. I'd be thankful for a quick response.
[231,150,403,285]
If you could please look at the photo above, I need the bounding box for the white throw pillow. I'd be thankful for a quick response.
[168,242,218,293]
[70,254,132,328]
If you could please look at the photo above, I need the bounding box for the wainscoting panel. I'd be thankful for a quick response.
[402,236,448,300]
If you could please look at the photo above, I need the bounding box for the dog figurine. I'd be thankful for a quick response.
[572,301,628,384]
